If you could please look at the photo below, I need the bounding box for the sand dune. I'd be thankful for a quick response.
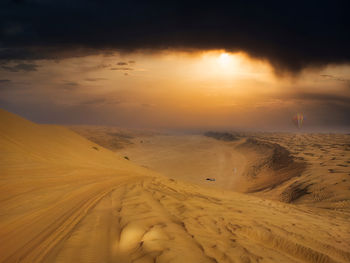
[118,135,248,190]
[244,133,350,209]
[69,125,159,151]
[119,132,350,209]
[233,137,306,193]
[1,109,350,263]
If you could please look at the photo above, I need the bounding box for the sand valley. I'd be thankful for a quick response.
[1,109,350,263]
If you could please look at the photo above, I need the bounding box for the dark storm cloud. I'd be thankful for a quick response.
[1,1,349,72]
[0,47,105,61]
[1,63,38,72]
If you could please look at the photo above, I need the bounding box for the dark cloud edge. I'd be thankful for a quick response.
[1,46,349,76]
[1,0,349,74]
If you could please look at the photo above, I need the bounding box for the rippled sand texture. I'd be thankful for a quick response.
[1,109,350,263]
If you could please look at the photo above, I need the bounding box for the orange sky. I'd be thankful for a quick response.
[1,50,350,131]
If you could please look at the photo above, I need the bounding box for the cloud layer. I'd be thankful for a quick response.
[1,0,349,72]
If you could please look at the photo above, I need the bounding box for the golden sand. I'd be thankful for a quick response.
[1,109,349,263]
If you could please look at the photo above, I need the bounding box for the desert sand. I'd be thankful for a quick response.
[1,108,350,263]
[118,133,350,209]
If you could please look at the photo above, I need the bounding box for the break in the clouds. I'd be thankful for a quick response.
[1,0,349,73]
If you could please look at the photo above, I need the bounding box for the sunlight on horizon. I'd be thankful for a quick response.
[1,49,349,130]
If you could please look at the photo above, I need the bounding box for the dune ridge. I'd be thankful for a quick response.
[69,125,159,151]
[234,137,306,195]
[1,109,350,263]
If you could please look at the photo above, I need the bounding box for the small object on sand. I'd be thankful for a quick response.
[206,178,216,181]
[124,156,130,160]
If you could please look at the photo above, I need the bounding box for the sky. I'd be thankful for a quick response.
[1,0,350,132]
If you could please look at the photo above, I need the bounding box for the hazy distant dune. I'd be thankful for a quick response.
[204,131,240,141]
[68,125,160,151]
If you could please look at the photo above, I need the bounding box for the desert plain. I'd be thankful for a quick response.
[1,108,350,263]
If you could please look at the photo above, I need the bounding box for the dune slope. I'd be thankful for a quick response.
[1,109,350,263]
[234,137,306,194]
[119,133,350,209]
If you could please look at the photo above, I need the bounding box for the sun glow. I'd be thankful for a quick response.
[193,51,243,78]
[218,52,231,68]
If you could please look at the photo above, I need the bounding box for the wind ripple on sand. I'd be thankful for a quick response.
[39,177,350,263]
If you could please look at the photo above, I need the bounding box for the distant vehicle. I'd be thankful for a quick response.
[206,178,216,181]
